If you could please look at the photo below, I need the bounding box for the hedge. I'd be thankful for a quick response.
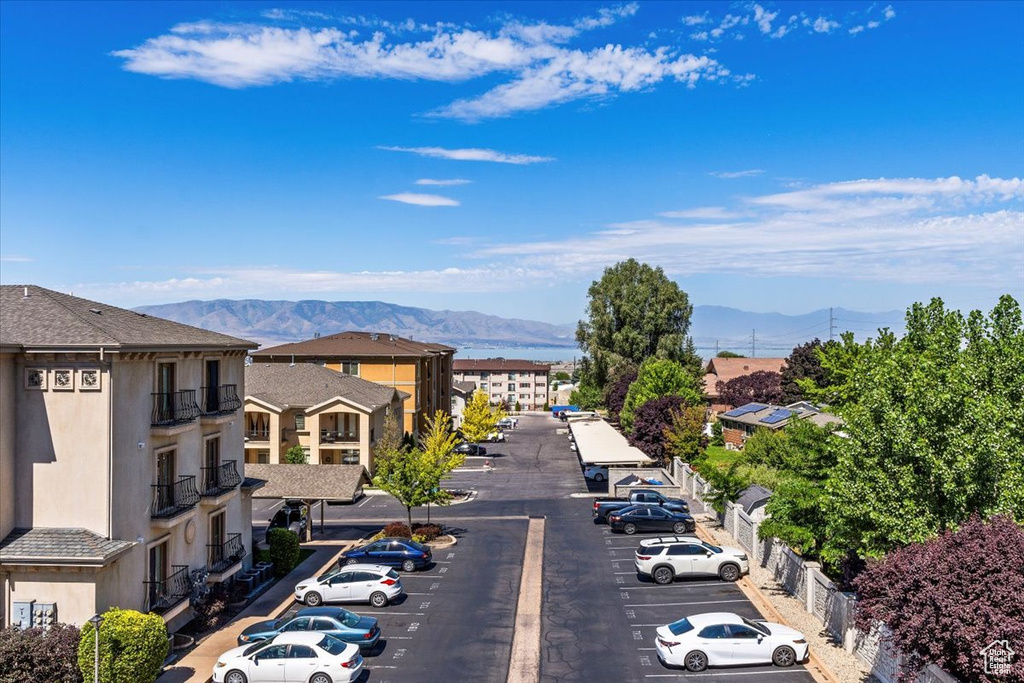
[267,527,301,576]
[77,608,168,683]
[0,623,83,683]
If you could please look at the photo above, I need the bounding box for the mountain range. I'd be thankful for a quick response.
[134,299,906,356]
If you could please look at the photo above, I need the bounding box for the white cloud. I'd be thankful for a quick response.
[415,178,472,186]
[379,192,460,206]
[710,169,764,178]
[379,145,553,164]
[682,13,709,26]
[752,5,778,34]
[849,25,865,35]
[658,207,745,219]
[112,5,730,119]
[884,5,896,20]
[811,17,840,33]
[689,3,893,42]
[0,255,34,262]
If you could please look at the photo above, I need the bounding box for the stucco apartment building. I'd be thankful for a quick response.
[452,358,551,410]
[251,332,454,436]
[0,286,260,630]
[243,362,406,475]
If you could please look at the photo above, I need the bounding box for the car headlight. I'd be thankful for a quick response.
[215,661,226,668]
[239,635,250,642]
[794,639,807,644]
[737,554,748,561]
[296,584,308,591]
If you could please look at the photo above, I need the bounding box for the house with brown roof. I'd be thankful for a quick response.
[243,362,407,474]
[718,401,842,450]
[452,358,551,410]
[251,332,455,435]
[703,357,787,413]
[0,285,259,630]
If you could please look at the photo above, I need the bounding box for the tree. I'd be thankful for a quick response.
[716,350,745,358]
[620,357,702,432]
[823,296,1024,563]
[0,623,83,683]
[284,444,307,464]
[796,332,868,408]
[780,339,830,404]
[576,259,698,386]
[853,515,1024,683]
[663,404,709,466]
[418,411,465,523]
[460,391,505,444]
[78,608,168,683]
[603,366,638,420]
[267,527,301,576]
[554,371,571,381]
[373,410,405,460]
[628,396,687,466]
[568,382,602,410]
[716,370,783,408]
[702,460,751,514]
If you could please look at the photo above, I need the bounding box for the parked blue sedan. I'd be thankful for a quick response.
[340,537,433,572]
[236,607,380,650]
[608,505,696,535]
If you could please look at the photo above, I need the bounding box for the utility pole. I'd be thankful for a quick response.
[715,340,719,356]
[829,307,836,341]
[751,329,756,358]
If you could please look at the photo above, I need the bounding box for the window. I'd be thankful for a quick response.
[148,540,168,588]
[667,544,704,556]
[287,645,317,659]
[480,372,490,379]
[204,436,220,470]
[256,645,288,660]
[480,382,488,389]
[697,624,730,639]
[508,384,516,391]
[728,625,762,639]
[257,450,269,464]
[520,382,531,388]
[156,449,175,487]
[295,412,306,430]
[282,617,311,632]
[339,362,359,376]
[341,450,359,465]
[312,618,337,631]
[508,372,517,379]
[210,510,226,554]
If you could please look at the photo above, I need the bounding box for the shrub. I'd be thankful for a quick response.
[267,527,300,576]
[192,598,227,632]
[78,608,168,683]
[412,524,442,542]
[0,622,83,683]
[383,522,412,538]
[283,444,307,464]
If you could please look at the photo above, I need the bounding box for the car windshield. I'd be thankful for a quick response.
[742,617,770,635]
[667,618,694,636]
[317,634,349,656]
[702,542,723,554]
[405,540,428,552]
[317,570,338,582]
[243,637,275,656]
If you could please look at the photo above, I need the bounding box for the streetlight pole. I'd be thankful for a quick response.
[88,613,104,683]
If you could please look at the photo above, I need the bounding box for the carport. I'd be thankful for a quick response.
[245,464,371,541]
[569,417,654,467]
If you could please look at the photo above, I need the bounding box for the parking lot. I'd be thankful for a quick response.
[252,414,817,682]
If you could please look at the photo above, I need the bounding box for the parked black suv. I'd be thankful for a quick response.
[265,499,308,543]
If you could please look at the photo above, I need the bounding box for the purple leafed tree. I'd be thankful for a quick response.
[605,370,638,419]
[716,370,783,408]
[628,395,686,465]
[853,514,1024,683]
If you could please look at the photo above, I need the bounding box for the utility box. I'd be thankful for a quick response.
[12,601,34,629]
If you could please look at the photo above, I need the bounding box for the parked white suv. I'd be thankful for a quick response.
[634,537,749,584]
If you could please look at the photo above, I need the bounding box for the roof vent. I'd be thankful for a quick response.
[23,287,29,298]
[389,334,395,341]
[89,308,102,315]
[370,333,379,341]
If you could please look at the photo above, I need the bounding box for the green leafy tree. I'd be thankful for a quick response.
[554,371,571,381]
[716,350,745,358]
[620,357,702,432]
[663,404,709,465]
[796,332,867,408]
[710,420,724,446]
[418,411,465,523]
[460,391,505,444]
[373,410,405,460]
[822,295,1024,563]
[372,446,431,531]
[576,259,699,387]
[780,338,831,404]
[267,527,301,576]
[568,382,602,410]
[284,444,307,464]
[78,608,168,683]
[702,460,751,514]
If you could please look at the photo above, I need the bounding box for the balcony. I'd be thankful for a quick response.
[320,429,360,445]
[151,476,200,521]
[200,460,241,499]
[201,384,242,417]
[145,564,191,615]
[207,533,245,577]
[152,390,200,427]
[245,429,270,442]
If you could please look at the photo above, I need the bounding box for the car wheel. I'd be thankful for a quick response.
[623,523,637,535]
[304,591,323,607]
[594,473,605,482]
[310,674,333,683]
[370,591,389,608]
[225,670,247,683]
[402,559,416,572]
[684,650,709,672]
[672,522,687,534]
[652,566,674,585]
[773,645,797,667]
[345,557,359,565]
[719,564,740,582]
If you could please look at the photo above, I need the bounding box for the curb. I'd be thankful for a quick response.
[427,534,458,550]
[693,521,841,683]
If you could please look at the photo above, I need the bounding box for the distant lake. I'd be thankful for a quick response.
[455,346,581,363]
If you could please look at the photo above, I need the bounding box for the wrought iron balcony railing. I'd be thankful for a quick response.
[200,460,241,496]
[245,429,270,441]
[152,390,200,426]
[201,384,242,416]
[151,476,200,518]
[207,533,245,574]
[144,564,191,614]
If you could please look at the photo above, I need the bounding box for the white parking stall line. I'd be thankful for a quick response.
[606,546,642,550]
[404,592,432,595]
[385,636,414,640]
[644,670,804,678]
[624,599,750,608]
[618,582,723,590]
[377,612,426,615]
[637,647,657,651]
[356,497,371,508]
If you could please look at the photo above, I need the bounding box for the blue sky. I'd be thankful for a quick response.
[1,1,1021,324]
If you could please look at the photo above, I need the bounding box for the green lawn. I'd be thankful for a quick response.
[704,445,743,469]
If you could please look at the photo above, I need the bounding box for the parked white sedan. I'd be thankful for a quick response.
[655,612,808,671]
[213,631,363,683]
[295,563,404,608]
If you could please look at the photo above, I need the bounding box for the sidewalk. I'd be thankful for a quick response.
[158,541,356,683]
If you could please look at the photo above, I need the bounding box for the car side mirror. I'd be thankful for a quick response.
[327,579,333,586]
[706,551,715,557]
[757,635,764,643]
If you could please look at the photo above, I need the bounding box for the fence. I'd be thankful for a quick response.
[674,459,958,683]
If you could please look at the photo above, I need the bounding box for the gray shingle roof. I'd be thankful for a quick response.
[0,527,134,565]
[245,362,407,411]
[245,464,370,501]
[253,331,453,359]
[0,285,257,350]
[453,380,477,395]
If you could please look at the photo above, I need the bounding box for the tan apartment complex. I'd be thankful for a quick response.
[452,358,551,410]
[251,332,454,435]
[0,286,260,630]
[243,362,406,475]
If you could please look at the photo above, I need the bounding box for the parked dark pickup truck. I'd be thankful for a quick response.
[592,489,690,523]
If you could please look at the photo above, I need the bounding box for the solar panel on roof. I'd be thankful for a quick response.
[723,403,767,417]
[759,409,792,425]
